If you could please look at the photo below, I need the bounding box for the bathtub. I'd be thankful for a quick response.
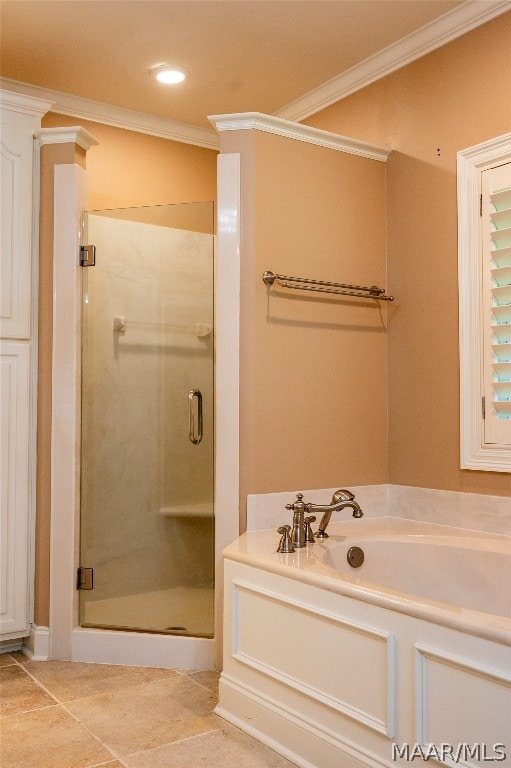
[216,517,511,768]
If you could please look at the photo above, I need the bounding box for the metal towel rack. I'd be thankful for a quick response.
[262,271,394,302]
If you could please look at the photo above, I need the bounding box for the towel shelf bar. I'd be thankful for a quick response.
[262,271,394,302]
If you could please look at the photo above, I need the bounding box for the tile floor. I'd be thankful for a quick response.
[0,652,297,768]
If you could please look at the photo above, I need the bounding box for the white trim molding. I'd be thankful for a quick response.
[0,77,219,151]
[22,624,50,661]
[214,152,242,668]
[231,580,396,737]
[458,132,511,472]
[0,88,53,118]
[2,2,509,147]
[49,163,88,660]
[276,0,511,122]
[209,112,389,162]
[35,126,99,152]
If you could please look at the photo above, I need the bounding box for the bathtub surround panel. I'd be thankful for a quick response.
[415,645,511,752]
[218,523,511,767]
[247,483,511,537]
[389,484,511,536]
[220,563,398,768]
[247,485,389,531]
[231,580,396,737]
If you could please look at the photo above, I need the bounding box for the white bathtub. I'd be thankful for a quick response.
[315,518,511,629]
[217,517,511,768]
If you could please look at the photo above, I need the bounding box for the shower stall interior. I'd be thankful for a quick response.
[78,202,215,638]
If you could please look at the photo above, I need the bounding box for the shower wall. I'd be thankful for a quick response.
[81,214,214,602]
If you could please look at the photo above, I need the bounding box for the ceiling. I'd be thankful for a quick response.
[0,0,508,142]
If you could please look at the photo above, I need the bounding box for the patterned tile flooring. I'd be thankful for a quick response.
[0,652,297,767]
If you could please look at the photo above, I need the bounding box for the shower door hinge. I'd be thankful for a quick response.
[80,244,96,267]
[77,567,94,590]
[482,396,486,419]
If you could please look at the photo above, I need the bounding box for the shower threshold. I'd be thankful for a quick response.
[81,585,214,638]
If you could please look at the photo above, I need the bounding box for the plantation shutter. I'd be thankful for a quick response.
[482,161,511,445]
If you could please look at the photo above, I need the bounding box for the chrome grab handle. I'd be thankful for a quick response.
[188,389,203,445]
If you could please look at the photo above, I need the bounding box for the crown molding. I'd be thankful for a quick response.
[276,0,511,122]
[34,126,100,151]
[209,112,390,162]
[2,1,508,146]
[0,77,220,151]
[0,87,53,118]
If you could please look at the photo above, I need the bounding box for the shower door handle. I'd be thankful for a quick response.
[188,389,203,445]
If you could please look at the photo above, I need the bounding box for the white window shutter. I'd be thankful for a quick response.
[481,162,511,445]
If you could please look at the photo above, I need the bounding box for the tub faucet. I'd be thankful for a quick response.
[285,492,308,548]
[308,489,363,538]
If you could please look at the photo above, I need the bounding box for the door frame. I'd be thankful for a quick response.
[48,151,240,668]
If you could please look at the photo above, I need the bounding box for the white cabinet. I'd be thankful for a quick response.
[0,90,50,643]
[0,342,30,636]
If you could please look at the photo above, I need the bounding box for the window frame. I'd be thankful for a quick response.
[458,133,511,471]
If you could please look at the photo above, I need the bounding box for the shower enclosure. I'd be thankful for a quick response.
[79,202,214,638]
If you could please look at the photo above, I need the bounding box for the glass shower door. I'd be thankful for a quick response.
[79,202,214,637]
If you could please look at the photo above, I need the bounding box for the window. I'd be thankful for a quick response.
[458,134,511,471]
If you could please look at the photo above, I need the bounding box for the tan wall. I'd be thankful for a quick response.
[306,11,511,496]
[221,130,388,525]
[41,113,218,209]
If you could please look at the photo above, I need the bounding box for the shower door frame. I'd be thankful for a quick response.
[47,154,240,669]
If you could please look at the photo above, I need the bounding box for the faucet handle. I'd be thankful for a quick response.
[304,515,316,543]
[332,489,355,503]
[277,525,295,553]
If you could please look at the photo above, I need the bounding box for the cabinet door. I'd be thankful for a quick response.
[0,341,30,637]
[0,117,34,339]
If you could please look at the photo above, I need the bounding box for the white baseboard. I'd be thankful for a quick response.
[216,675,389,768]
[71,627,215,670]
[22,624,50,661]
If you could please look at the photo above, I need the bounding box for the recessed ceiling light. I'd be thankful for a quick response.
[150,64,187,84]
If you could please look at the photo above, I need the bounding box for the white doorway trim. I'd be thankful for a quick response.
[48,149,241,669]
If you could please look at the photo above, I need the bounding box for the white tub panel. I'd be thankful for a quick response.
[416,644,511,760]
[217,677,375,768]
[219,549,511,768]
[232,580,395,736]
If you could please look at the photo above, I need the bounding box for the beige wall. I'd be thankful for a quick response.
[220,130,389,525]
[306,11,511,496]
[41,112,218,209]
